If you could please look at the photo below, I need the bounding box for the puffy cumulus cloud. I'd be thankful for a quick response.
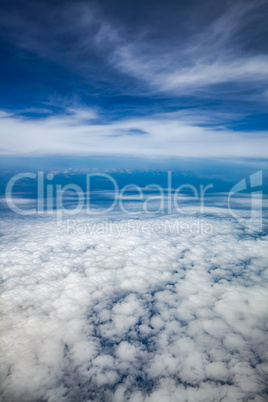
[0,211,268,401]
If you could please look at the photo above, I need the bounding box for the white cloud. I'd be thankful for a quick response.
[1,1,267,99]
[113,45,268,93]
[0,209,267,401]
[109,1,268,94]
[0,108,268,158]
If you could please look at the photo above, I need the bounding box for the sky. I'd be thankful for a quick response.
[1,2,268,402]
[0,0,267,166]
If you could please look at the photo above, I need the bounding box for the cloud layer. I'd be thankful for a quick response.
[1,108,268,158]
[0,210,267,401]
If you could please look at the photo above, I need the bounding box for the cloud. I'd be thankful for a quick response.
[111,1,268,95]
[0,1,121,78]
[0,0,267,99]
[0,1,267,160]
[0,208,267,401]
[0,107,268,158]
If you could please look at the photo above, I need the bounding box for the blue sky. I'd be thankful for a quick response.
[0,0,267,167]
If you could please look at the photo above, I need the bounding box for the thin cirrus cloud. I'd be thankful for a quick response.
[111,2,268,95]
[0,0,267,98]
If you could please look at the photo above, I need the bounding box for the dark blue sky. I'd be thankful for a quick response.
[0,0,267,166]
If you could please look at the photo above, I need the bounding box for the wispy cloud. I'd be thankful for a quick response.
[1,0,267,99]
[0,107,267,158]
[111,1,268,94]
[0,1,267,160]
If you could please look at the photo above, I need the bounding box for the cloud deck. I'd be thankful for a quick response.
[1,212,267,401]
